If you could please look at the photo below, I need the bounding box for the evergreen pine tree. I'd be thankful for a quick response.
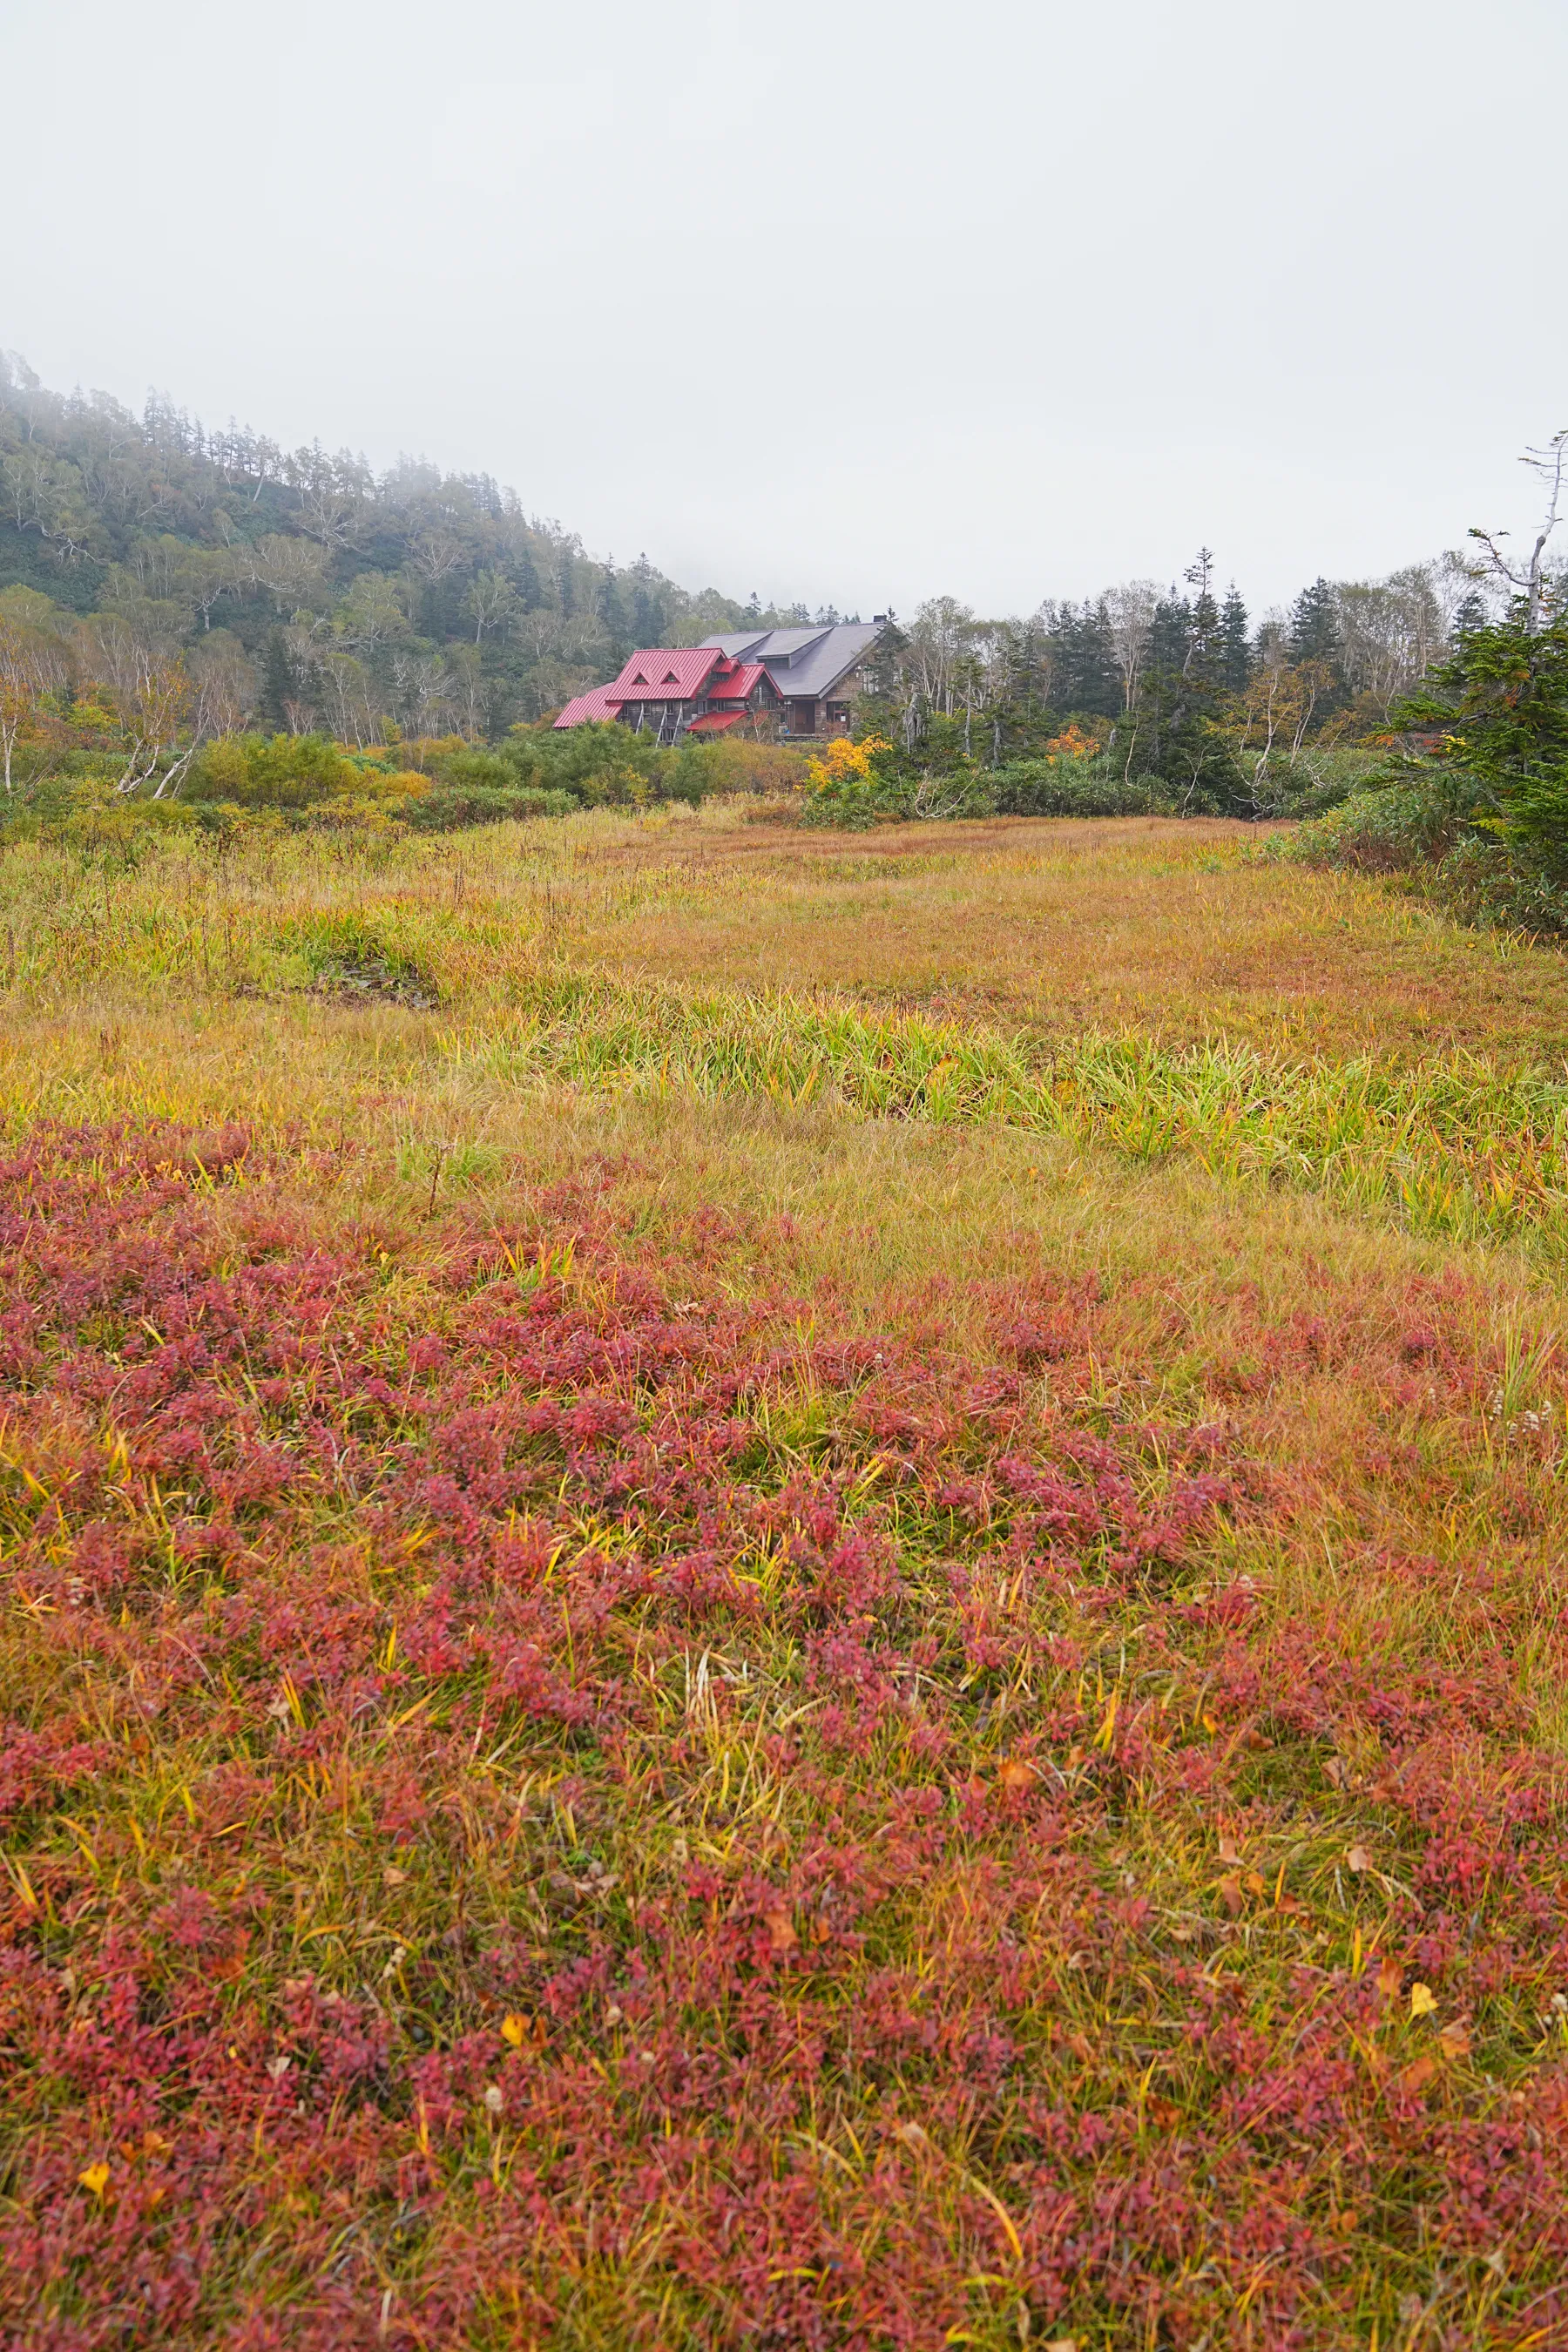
[597,563,629,648]
[511,548,541,612]
[259,630,294,733]
[1452,589,1489,641]
[558,562,577,622]
[1182,551,1220,680]
[1288,578,1341,666]
[1219,585,1251,691]
[1148,593,1192,675]
[1053,599,1119,717]
[632,584,668,644]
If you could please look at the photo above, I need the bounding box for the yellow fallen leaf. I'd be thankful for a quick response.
[1410,1983,1438,2018]
[78,2162,111,2198]
[501,2013,529,2048]
[764,1907,799,1955]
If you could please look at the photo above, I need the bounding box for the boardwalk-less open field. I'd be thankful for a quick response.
[5,805,1568,2349]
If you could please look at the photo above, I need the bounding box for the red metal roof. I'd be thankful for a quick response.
[686,709,747,734]
[703,662,767,704]
[608,647,721,703]
[552,684,623,729]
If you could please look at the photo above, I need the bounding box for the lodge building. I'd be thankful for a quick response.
[554,621,884,744]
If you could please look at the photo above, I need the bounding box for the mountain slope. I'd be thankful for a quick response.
[0,353,793,735]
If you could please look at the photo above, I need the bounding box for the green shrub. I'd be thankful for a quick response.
[1427,835,1568,937]
[991,759,1176,818]
[191,734,357,808]
[1282,775,1473,875]
[431,749,516,794]
[405,785,577,831]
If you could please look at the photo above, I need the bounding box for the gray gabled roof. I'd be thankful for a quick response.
[702,621,883,700]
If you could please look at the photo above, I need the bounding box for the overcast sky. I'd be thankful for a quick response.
[5,0,1565,619]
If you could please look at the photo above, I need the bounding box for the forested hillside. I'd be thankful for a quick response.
[0,353,780,740]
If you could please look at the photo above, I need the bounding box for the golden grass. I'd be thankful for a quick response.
[7,806,1568,2342]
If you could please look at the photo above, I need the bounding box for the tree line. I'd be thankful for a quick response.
[1,350,1552,830]
[855,551,1493,816]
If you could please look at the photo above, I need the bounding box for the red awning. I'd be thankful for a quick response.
[686,710,747,734]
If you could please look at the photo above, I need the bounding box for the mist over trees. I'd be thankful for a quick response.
[0,351,1552,825]
[0,352,789,749]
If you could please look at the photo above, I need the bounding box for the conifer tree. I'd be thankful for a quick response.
[1053,598,1120,717]
[1147,593,1192,675]
[1219,585,1251,691]
[259,630,294,733]
[596,564,629,652]
[511,547,541,612]
[1288,577,1341,666]
[1452,589,1489,641]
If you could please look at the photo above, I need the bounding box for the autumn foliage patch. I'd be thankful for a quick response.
[3,1126,1568,2346]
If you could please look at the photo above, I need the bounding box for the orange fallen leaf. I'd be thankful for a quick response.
[1146,2096,1182,2130]
[1347,1844,1372,1875]
[1217,1834,1242,1865]
[1402,2054,1437,2093]
[78,2162,111,2199]
[1218,1874,1243,1917]
[1440,2023,1472,2061]
[997,1759,1037,1794]
[1244,1870,1267,1900]
[764,1908,799,1954]
[1377,1957,1403,2004]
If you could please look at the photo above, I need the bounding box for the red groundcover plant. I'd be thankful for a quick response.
[2,1123,1566,2347]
